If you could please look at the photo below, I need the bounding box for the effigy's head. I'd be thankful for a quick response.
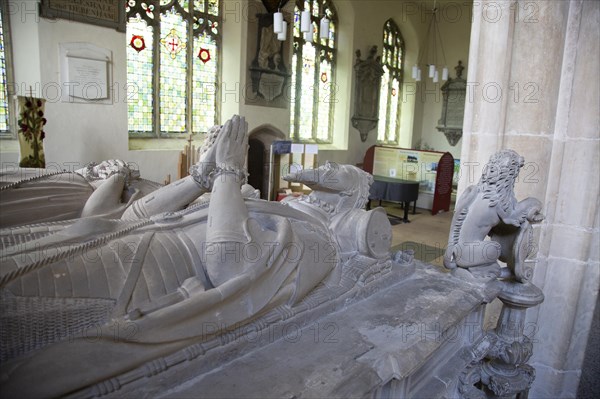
[78,160,140,183]
[284,161,374,212]
[480,149,524,188]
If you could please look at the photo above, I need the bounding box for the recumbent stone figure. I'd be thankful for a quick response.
[0,115,392,397]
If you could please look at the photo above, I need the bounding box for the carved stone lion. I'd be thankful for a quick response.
[443,150,543,273]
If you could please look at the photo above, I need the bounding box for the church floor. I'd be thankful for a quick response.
[378,201,454,268]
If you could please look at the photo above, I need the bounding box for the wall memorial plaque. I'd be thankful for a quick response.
[245,0,291,108]
[41,0,126,32]
[351,46,384,142]
[436,61,467,146]
[59,42,113,104]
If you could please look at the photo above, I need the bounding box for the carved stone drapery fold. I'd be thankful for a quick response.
[351,46,384,142]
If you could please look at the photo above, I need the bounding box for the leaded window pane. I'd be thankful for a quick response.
[159,10,188,133]
[378,19,405,145]
[0,10,9,132]
[207,0,219,16]
[299,43,315,141]
[193,34,217,133]
[291,0,337,143]
[327,23,335,49]
[127,16,154,133]
[289,52,297,136]
[388,78,400,143]
[316,59,332,141]
[310,0,318,18]
[377,67,390,142]
[0,3,15,138]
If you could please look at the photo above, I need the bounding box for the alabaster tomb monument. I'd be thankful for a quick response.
[1,115,544,398]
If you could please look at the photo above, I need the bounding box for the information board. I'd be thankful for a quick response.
[364,145,454,215]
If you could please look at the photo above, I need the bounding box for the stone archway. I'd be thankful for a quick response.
[247,124,286,200]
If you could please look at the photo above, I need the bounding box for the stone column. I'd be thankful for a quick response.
[459,0,515,182]
[460,0,600,397]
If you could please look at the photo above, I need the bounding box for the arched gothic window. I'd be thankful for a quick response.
[0,3,15,138]
[290,0,337,143]
[126,0,221,137]
[377,19,405,145]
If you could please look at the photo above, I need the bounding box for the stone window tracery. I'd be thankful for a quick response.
[290,0,337,143]
[377,19,404,145]
[126,0,221,137]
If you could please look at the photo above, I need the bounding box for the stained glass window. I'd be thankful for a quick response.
[0,3,15,137]
[290,0,337,143]
[126,0,221,137]
[377,19,405,145]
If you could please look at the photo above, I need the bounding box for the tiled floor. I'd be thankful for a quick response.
[378,202,454,267]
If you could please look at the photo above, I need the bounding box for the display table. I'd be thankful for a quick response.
[367,176,419,223]
[363,146,454,215]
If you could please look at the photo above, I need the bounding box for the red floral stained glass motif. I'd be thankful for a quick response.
[320,72,328,83]
[198,48,211,63]
[161,28,187,59]
[130,35,146,52]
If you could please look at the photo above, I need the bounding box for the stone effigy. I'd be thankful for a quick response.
[0,115,394,398]
[0,160,163,228]
[0,114,545,398]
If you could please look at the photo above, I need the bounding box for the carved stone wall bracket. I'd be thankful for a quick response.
[443,130,463,146]
[351,117,378,142]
